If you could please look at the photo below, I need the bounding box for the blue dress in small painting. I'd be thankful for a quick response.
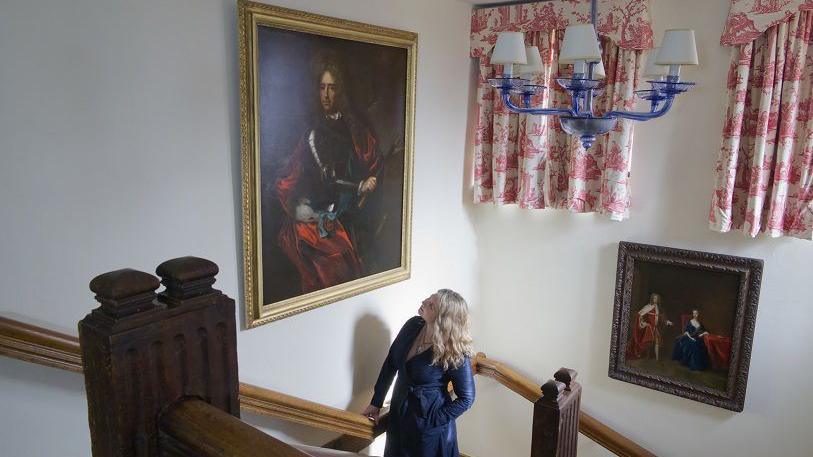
[371,316,475,457]
[672,320,709,371]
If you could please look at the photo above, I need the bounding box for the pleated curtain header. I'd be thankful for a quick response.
[470,0,654,58]
[721,0,813,45]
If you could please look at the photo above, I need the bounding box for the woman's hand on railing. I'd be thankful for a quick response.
[362,405,380,425]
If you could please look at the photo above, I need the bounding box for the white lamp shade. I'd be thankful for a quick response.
[516,46,544,76]
[643,48,670,76]
[655,29,698,65]
[559,24,602,63]
[491,32,528,65]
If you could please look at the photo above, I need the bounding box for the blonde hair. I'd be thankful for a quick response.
[428,289,474,370]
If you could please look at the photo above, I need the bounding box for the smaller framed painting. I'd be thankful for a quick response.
[608,242,763,411]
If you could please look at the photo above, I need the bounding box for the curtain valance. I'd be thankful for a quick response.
[721,0,813,45]
[710,10,813,239]
[470,0,654,58]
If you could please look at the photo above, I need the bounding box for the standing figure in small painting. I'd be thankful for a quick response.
[627,293,674,361]
[276,57,381,293]
[672,309,710,371]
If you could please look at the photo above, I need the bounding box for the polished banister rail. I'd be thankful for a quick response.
[471,352,540,402]
[472,353,656,457]
[239,382,388,439]
[0,316,82,372]
[0,316,654,457]
[160,398,311,457]
[0,315,383,441]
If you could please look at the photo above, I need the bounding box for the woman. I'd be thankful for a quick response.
[362,289,475,457]
[671,309,709,371]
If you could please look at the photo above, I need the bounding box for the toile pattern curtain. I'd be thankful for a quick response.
[711,6,813,239]
[470,0,652,221]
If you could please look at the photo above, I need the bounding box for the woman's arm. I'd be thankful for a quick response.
[370,351,397,409]
[370,317,423,408]
[429,357,475,428]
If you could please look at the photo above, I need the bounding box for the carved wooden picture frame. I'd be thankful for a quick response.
[608,242,763,411]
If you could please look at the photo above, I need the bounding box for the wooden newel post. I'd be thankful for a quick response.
[79,257,239,457]
[530,367,581,457]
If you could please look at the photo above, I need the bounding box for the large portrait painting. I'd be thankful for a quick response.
[239,1,416,327]
[608,242,763,411]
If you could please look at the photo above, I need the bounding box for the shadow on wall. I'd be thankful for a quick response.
[347,313,391,413]
[243,313,391,446]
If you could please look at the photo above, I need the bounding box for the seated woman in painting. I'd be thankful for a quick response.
[672,309,709,371]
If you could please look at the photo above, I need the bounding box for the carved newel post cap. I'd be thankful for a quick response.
[89,269,160,317]
[156,256,219,305]
[541,379,566,402]
[553,367,578,390]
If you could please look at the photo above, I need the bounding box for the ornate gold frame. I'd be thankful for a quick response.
[608,242,762,412]
[238,1,416,328]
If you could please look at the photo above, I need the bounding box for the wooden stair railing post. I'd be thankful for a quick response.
[530,368,582,457]
[79,257,240,457]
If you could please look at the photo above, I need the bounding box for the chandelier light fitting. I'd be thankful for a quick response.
[487,0,698,149]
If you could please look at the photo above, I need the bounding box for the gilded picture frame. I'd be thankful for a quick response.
[238,1,416,327]
[608,242,763,411]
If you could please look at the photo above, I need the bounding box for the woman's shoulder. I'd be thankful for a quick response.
[401,315,425,332]
[405,315,424,326]
[392,316,424,340]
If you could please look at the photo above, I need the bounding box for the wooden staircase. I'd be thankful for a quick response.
[0,256,655,457]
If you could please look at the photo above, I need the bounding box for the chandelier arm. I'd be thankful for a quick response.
[502,91,576,117]
[572,92,582,115]
[604,97,675,122]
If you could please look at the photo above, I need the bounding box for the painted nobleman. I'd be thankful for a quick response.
[627,293,674,361]
[276,57,381,293]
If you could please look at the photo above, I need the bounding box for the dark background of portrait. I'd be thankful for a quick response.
[629,260,740,356]
[257,25,408,304]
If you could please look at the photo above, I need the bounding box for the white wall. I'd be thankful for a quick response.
[0,0,476,455]
[4,0,812,456]
[462,1,813,456]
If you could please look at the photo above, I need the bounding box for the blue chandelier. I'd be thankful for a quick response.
[488,0,698,149]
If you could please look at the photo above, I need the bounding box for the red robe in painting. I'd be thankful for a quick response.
[276,115,380,293]
[627,304,669,359]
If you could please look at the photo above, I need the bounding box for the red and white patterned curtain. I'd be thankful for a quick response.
[711,2,813,239]
[471,0,653,220]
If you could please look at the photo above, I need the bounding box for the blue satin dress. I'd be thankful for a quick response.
[371,316,475,457]
[671,321,709,371]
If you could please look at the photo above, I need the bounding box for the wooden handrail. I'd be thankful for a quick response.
[473,352,656,457]
[0,317,82,372]
[159,398,311,457]
[579,413,656,457]
[0,316,382,441]
[0,316,655,457]
[471,352,540,402]
[239,382,388,439]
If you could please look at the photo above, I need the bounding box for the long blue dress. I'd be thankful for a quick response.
[371,316,475,457]
[671,320,709,371]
